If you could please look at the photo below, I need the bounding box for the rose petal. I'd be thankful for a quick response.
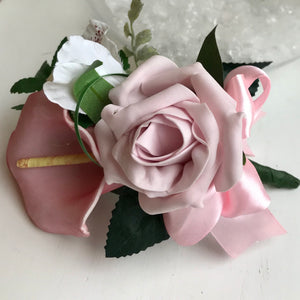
[141,62,204,95]
[112,133,184,195]
[132,112,195,164]
[163,187,223,246]
[138,136,220,213]
[191,72,244,192]
[7,91,104,236]
[102,83,199,140]
[109,55,178,106]
[135,121,183,157]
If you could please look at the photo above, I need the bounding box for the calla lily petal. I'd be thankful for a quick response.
[7,91,105,236]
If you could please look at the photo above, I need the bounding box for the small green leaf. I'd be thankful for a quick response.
[11,104,24,111]
[73,63,113,123]
[128,0,143,24]
[135,29,152,48]
[11,60,51,94]
[122,46,134,57]
[69,111,94,128]
[197,26,223,87]
[137,45,158,62]
[243,152,246,165]
[35,61,52,80]
[51,37,68,68]
[223,62,272,96]
[250,160,300,189]
[124,22,131,38]
[10,77,45,94]
[119,50,130,71]
[10,37,68,94]
[105,187,169,257]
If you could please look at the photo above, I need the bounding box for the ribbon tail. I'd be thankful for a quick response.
[211,209,286,257]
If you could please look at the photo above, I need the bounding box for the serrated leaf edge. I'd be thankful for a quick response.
[104,194,169,258]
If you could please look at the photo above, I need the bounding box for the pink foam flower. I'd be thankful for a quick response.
[95,55,285,256]
[7,91,117,236]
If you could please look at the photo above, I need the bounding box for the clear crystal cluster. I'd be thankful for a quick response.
[101,0,300,66]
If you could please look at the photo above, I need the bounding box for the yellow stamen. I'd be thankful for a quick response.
[16,153,94,169]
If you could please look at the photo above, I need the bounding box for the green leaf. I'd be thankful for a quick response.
[124,22,131,38]
[10,37,68,94]
[243,152,246,165]
[223,62,272,78]
[135,29,152,48]
[51,36,68,68]
[10,77,45,94]
[73,60,113,123]
[136,45,158,62]
[10,61,51,94]
[128,0,144,24]
[35,61,52,80]
[105,187,169,258]
[250,160,300,189]
[11,104,24,110]
[122,46,134,57]
[118,50,130,71]
[69,111,94,128]
[223,62,272,96]
[196,26,223,87]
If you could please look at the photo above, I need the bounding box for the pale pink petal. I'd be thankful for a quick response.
[109,105,220,198]
[7,91,104,237]
[211,209,286,257]
[141,62,204,95]
[112,133,184,195]
[94,119,133,186]
[163,188,223,246]
[102,84,199,140]
[221,159,270,218]
[109,55,178,106]
[191,72,244,192]
[139,143,220,213]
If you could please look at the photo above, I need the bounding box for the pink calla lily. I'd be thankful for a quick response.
[7,91,117,236]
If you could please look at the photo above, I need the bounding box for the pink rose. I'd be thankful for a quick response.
[95,55,285,256]
[95,55,244,212]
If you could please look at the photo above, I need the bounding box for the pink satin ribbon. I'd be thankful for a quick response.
[210,66,286,256]
[224,66,271,138]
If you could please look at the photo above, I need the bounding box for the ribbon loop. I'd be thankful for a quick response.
[224,66,271,138]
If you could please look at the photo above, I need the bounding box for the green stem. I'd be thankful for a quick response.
[73,72,128,165]
[130,21,138,68]
[102,73,129,78]
[74,97,100,166]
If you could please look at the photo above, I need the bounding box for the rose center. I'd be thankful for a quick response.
[136,122,183,157]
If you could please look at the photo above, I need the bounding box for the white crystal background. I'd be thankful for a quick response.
[89,0,300,66]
